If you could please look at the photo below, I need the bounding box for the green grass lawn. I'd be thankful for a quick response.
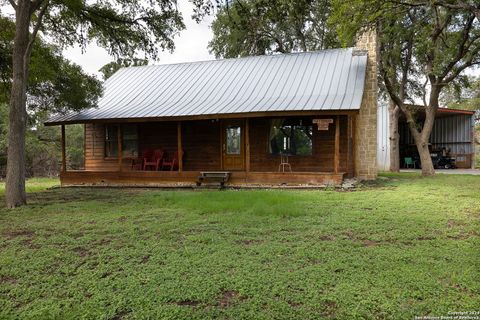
[0,178,59,197]
[0,174,479,319]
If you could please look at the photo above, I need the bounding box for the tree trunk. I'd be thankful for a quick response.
[388,100,400,172]
[417,104,436,176]
[416,138,435,176]
[5,3,31,208]
[404,104,436,177]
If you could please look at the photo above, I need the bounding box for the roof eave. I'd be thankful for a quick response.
[44,109,361,126]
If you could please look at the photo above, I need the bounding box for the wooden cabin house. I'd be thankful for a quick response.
[45,33,379,187]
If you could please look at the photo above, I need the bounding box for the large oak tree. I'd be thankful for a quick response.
[208,0,338,58]
[0,17,102,112]
[2,0,185,208]
[331,0,480,175]
[1,16,102,177]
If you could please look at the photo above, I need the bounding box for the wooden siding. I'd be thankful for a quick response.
[139,122,178,156]
[85,123,119,171]
[83,116,354,176]
[249,116,351,173]
[183,120,221,171]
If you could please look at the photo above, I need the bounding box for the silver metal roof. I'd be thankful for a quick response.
[46,48,367,124]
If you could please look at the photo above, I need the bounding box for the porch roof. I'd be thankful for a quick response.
[46,48,367,125]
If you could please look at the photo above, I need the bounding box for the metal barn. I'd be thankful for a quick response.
[377,106,476,170]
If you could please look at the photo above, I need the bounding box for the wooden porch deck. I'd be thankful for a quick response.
[60,170,345,187]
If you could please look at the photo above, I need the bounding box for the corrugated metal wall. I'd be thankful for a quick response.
[399,114,474,154]
[377,104,390,171]
[378,107,475,170]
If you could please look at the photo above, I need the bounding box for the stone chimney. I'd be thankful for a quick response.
[354,29,378,180]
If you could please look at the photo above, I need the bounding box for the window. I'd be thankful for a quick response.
[105,125,118,157]
[121,125,138,157]
[226,126,241,155]
[269,119,313,155]
[104,125,138,158]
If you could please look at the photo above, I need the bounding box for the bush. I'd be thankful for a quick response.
[0,105,84,177]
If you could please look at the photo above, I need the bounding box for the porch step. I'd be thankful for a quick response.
[196,171,231,187]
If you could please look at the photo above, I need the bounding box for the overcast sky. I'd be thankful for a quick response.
[63,0,215,77]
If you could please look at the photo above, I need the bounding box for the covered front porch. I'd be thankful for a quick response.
[59,113,356,187]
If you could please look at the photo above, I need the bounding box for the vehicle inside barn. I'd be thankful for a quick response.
[399,108,476,169]
[377,106,476,171]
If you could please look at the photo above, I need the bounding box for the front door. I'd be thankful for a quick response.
[222,120,244,171]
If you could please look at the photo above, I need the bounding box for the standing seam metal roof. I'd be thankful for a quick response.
[46,48,368,124]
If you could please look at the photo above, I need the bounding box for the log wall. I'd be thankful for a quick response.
[83,116,354,175]
[248,116,351,173]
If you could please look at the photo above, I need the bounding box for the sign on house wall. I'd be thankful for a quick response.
[313,119,333,130]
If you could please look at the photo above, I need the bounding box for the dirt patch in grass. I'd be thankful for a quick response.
[100,271,112,279]
[337,230,381,246]
[22,239,41,249]
[288,301,303,308]
[416,236,436,241]
[0,275,17,284]
[319,235,336,241]
[362,239,379,247]
[24,187,138,208]
[71,246,90,257]
[218,290,241,308]
[342,229,355,240]
[322,300,338,317]
[446,219,467,228]
[111,309,130,320]
[95,238,114,246]
[2,229,40,249]
[446,231,478,240]
[308,258,324,265]
[3,229,35,239]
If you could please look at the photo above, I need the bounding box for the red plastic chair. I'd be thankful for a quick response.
[132,149,153,170]
[143,149,164,171]
[161,150,184,171]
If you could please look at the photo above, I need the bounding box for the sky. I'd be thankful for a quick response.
[62,0,215,77]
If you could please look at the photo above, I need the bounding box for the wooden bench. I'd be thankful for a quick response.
[196,171,231,187]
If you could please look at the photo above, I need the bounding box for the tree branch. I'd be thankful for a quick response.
[388,0,480,20]
[434,1,480,20]
[379,35,423,140]
[443,57,480,84]
[29,0,45,14]
[438,14,476,81]
[8,0,18,11]
[24,0,49,65]
[7,0,17,10]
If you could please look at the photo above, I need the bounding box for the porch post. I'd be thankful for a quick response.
[117,125,122,172]
[334,116,340,174]
[61,124,66,173]
[346,115,352,174]
[245,118,250,173]
[177,121,183,172]
[352,115,357,176]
